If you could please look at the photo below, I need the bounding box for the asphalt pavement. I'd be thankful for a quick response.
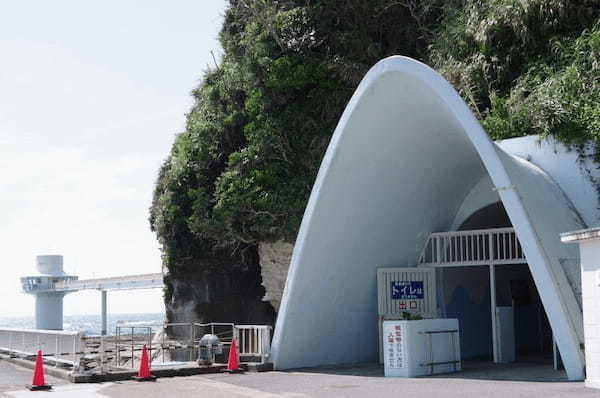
[1,361,598,398]
[0,360,65,393]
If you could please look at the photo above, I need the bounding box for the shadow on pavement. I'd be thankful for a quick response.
[288,358,569,383]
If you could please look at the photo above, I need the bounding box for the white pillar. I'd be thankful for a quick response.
[490,263,498,363]
[101,290,107,336]
[35,293,65,330]
[562,229,600,388]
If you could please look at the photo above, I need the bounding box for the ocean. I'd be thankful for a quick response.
[0,313,165,336]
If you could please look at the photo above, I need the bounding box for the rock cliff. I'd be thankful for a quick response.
[258,241,294,312]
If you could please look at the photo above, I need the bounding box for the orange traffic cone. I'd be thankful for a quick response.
[223,338,243,373]
[27,350,52,391]
[133,344,156,381]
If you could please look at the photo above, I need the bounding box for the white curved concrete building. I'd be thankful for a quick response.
[271,56,594,380]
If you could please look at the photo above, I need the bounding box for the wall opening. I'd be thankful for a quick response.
[440,202,554,364]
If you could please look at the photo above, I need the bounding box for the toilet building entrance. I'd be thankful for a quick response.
[416,203,557,366]
[438,264,554,364]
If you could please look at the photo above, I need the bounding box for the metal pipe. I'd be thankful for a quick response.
[55,335,59,368]
[131,327,134,369]
[100,336,105,374]
[101,291,107,336]
[72,334,77,370]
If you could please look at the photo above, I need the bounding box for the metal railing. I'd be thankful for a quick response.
[134,322,273,366]
[234,325,272,364]
[418,227,525,266]
[114,326,154,369]
[21,276,78,293]
[0,327,83,368]
[0,322,273,374]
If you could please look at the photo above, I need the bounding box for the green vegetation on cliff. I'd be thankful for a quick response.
[150,1,599,315]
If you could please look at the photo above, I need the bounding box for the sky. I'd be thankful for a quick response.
[0,0,226,317]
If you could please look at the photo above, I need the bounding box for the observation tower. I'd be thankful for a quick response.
[21,255,78,330]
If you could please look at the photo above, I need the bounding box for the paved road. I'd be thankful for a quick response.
[1,362,598,398]
[0,360,64,393]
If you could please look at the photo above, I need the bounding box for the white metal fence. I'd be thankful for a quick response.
[418,227,526,266]
[0,327,83,367]
[234,325,272,364]
[0,322,272,374]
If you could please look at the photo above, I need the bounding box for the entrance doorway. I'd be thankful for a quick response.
[440,264,553,364]
[419,202,557,366]
[459,201,553,364]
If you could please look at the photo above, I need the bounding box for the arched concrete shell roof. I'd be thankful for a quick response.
[271,56,586,380]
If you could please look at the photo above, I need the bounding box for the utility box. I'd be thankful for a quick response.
[377,267,437,362]
[383,319,461,377]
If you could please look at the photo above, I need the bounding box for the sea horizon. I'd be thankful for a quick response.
[0,312,165,336]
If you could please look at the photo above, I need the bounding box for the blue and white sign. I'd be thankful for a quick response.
[391,281,424,300]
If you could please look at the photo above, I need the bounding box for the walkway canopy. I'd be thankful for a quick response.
[271,56,586,380]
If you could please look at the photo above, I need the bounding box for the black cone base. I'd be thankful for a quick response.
[132,375,157,382]
[27,384,52,391]
[221,368,244,374]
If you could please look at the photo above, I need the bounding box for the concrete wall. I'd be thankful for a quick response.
[498,136,598,228]
[450,175,500,231]
[575,239,600,388]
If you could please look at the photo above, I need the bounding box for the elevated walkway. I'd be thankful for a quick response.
[21,272,164,335]
[22,273,163,293]
[50,273,163,292]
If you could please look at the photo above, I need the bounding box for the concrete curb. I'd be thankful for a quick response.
[1,355,273,384]
[0,353,73,380]
[246,362,274,372]
[71,364,229,383]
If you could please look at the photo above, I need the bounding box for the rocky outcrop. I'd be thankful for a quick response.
[258,241,294,312]
[164,247,275,335]
[163,241,292,334]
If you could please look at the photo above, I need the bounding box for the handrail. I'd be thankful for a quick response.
[418,227,525,266]
[0,328,84,370]
[0,327,80,336]
[426,227,516,237]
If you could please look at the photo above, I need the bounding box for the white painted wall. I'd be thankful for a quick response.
[450,174,499,231]
[580,241,600,388]
[562,232,600,388]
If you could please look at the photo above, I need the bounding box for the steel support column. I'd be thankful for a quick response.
[101,290,107,336]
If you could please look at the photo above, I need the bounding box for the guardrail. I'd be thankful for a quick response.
[0,322,273,374]
[161,322,272,364]
[0,327,83,368]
